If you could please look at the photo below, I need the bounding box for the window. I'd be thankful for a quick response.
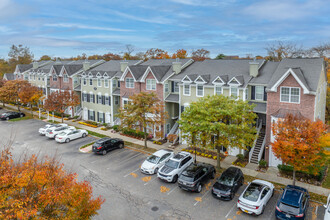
[230,87,238,98]
[89,110,94,121]
[34,75,36,80]
[97,78,102,87]
[125,78,134,88]
[38,76,40,81]
[98,95,102,104]
[114,96,119,105]
[53,75,57,81]
[174,82,179,93]
[83,78,87,85]
[255,86,264,100]
[112,79,117,88]
[98,112,104,123]
[83,93,87,102]
[215,85,222,95]
[90,93,94,103]
[183,84,190,96]
[146,79,156,90]
[196,85,204,97]
[245,88,248,100]
[89,78,93,86]
[280,87,300,103]
[165,83,169,93]
[63,74,69,83]
[166,123,170,134]
[104,79,109,88]
[105,96,109,105]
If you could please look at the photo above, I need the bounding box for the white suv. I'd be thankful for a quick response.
[157,152,193,183]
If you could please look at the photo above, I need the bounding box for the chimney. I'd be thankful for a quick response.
[249,58,259,77]
[33,61,38,69]
[172,58,182,74]
[83,59,90,71]
[120,60,128,73]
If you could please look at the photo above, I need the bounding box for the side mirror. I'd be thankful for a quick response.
[324,205,327,208]
[247,182,250,184]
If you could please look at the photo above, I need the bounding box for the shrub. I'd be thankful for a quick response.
[208,155,212,158]
[85,121,99,126]
[213,156,217,160]
[201,153,205,157]
[278,164,326,182]
[236,154,244,161]
[259,160,268,168]
[112,125,120,132]
[73,116,79,119]
[197,152,200,155]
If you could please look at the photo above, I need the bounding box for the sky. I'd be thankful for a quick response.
[0,0,329,59]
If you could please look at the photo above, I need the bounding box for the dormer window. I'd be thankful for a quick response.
[215,85,222,95]
[63,74,69,83]
[97,78,102,87]
[196,84,204,97]
[146,79,156,90]
[280,87,300,103]
[83,78,87,86]
[126,78,134,88]
[183,84,190,96]
[104,79,109,88]
[89,78,93,86]
[230,87,238,98]
[255,86,264,100]
[53,75,57,81]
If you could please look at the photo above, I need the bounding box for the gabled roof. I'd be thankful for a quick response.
[17,64,33,73]
[271,108,303,118]
[141,58,192,66]
[148,65,172,82]
[62,64,83,76]
[3,73,14,80]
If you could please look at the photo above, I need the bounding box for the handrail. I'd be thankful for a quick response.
[169,122,179,134]
[249,119,262,163]
[257,136,266,162]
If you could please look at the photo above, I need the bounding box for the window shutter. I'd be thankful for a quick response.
[93,94,95,103]
[97,112,99,122]
[251,86,255,100]
[93,111,95,121]
[88,110,90,120]
[87,94,90,102]
[102,96,105,105]
[109,96,111,106]
[171,81,174,92]
[264,87,267,101]
[103,113,105,123]
[96,95,98,104]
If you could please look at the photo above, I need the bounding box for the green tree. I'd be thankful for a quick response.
[179,95,257,168]
[39,55,52,61]
[215,53,225,59]
[117,92,167,148]
[8,45,34,69]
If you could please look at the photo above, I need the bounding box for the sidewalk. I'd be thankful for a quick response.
[4,105,330,197]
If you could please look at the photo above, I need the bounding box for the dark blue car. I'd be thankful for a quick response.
[275,185,309,220]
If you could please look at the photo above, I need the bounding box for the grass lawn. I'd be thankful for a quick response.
[322,166,330,189]
[80,141,95,150]
[9,115,33,121]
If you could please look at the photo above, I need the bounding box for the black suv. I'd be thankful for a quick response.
[0,112,25,120]
[212,167,244,200]
[178,163,215,193]
[92,138,124,155]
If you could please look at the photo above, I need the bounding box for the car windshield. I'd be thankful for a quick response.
[58,132,67,136]
[279,202,300,215]
[165,160,179,169]
[180,174,194,182]
[243,183,263,202]
[146,155,160,164]
[217,174,234,186]
[2,113,9,116]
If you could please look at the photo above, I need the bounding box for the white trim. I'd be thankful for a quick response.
[182,75,192,83]
[280,86,300,104]
[96,72,101,78]
[194,75,206,84]
[104,79,109,88]
[120,67,136,81]
[255,85,264,101]
[228,76,242,86]
[140,66,159,83]
[103,72,109,78]
[183,84,191,96]
[270,68,310,94]
[229,86,238,98]
[88,72,93,78]
[212,76,225,85]
[125,78,134,88]
[214,85,223,95]
[146,78,156,90]
[196,84,204,97]
[97,78,102,87]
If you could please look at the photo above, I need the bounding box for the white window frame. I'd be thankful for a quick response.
[89,78,93,86]
[196,84,204,97]
[53,75,57,81]
[83,78,87,86]
[83,93,87,102]
[104,79,109,88]
[146,79,156,90]
[115,96,119,105]
[174,82,179,93]
[214,85,222,95]
[98,94,102,104]
[90,93,94,103]
[112,79,117,88]
[105,96,109,105]
[230,87,238,98]
[63,74,69,83]
[165,82,169,93]
[255,86,264,101]
[97,78,102,87]
[183,84,191,96]
[125,78,134,88]
[280,87,300,104]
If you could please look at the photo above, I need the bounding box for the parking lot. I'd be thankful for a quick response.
[0,110,325,220]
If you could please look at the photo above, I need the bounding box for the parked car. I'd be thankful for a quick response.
[157,152,193,183]
[92,138,124,155]
[212,167,244,200]
[39,123,67,135]
[46,126,75,139]
[178,162,215,193]
[140,149,174,174]
[275,185,310,220]
[0,112,25,120]
[55,129,88,143]
[324,194,330,220]
[237,179,274,215]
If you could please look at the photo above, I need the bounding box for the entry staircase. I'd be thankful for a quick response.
[249,120,266,164]
[168,122,180,146]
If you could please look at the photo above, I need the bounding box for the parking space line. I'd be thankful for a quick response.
[225,203,237,218]
[144,176,158,185]
[193,190,211,206]
[167,185,179,195]
[90,160,98,164]
[107,153,142,169]
[124,168,141,177]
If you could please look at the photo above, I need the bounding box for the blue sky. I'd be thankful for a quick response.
[0,0,329,59]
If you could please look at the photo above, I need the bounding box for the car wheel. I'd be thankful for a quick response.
[230,192,234,200]
[102,150,107,155]
[6,117,9,120]
[197,184,202,193]
[154,167,159,174]
[272,189,274,197]
[241,178,244,186]
[82,133,87,138]
[65,138,70,143]
[211,171,215,179]
[119,143,124,149]
[172,175,178,183]
[260,205,265,215]
[20,114,23,118]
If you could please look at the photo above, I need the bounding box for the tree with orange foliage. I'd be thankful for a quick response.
[144,48,170,60]
[18,84,43,116]
[191,48,210,61]
[271,114,329,185]
[0,146,104,219]
[171,49,188,59]
[0,79,30,111]
[44,91,80,122]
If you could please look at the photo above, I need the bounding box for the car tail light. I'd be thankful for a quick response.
[58,138,62,139]
[49,132,53,134]
[276,205,281,212]
[97,147,102,150]
[255,206,259,210]
[237,200,240,204]
[295,213,304,217]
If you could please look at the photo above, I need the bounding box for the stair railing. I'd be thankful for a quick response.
[249,119,263,163]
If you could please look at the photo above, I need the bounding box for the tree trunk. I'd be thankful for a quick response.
[17,101,20,111]
[143,126,147,148]
[292,168,296,186]
[31,106,33,117]
[61,113,64,123]
[217,147,221,169]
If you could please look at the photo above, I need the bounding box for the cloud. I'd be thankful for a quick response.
[44,23,133,32]
[75,34,148,42]
[169,0,234,6]
[110,10,173,24]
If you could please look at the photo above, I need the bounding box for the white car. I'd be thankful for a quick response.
[141,149,174,174]
[324,194,330,220]
[157,151,193,183]
[39,123,67,135]
[55,129,88,143]
[237,179,274,215]
[46,126,75,139]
